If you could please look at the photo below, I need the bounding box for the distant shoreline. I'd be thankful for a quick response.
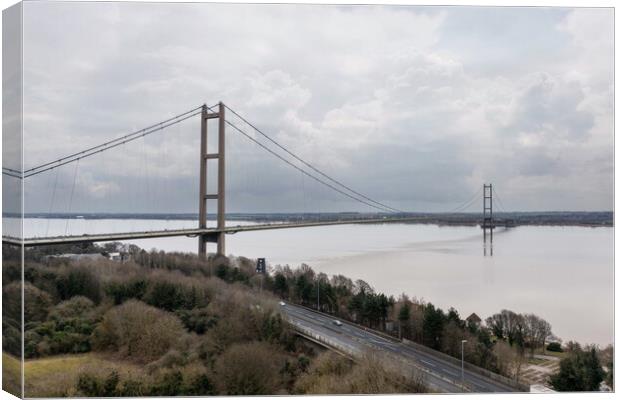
[9,211,613,228]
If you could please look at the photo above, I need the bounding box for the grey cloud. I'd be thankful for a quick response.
[13,3,614,213]
[508,73,594,141]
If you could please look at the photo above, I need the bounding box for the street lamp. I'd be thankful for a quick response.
[461,340,468,390]
[316,276,321,311]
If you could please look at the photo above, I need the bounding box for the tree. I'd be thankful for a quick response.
[549,346,605,391]
[354,279,373,295]
[441,319,465,357]
[447,307,464,329]
[331,274,354,294]
[493,340,524,380]
[536,317,552,354]
[377,294,391,330]
[347,292,364,323]
[470,329,498,372]
[485,309,525,347]
[4,282,53,325]
[55,266,102,304]
[600,345,613,389]
[397,303,411,339]
[294,275,313,305]
[606,358,613,389]
[522,314,553,357]
[273,273,288,298]
[583,348,606,391]
[422,303,445,349]
[485,313,505,340]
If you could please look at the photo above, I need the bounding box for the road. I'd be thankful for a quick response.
[281,303,522,393]
[3,217,431,247]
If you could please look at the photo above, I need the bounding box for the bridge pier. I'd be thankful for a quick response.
[198,102,226,258]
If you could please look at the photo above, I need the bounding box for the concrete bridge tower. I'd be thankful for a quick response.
[198,102,226,258]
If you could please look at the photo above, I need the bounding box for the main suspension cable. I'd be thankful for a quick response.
[224,104,404,213]
[212,106,399,213]
[20,107,205,178]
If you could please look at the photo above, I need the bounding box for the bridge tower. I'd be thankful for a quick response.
[483,183,493,255]
[483,183,493,229]
[198,102,226,258]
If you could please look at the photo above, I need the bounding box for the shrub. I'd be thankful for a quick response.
[143,278,209,312]
[104,278,147,305]
[4,281,53,325]
[91,300,186,362]
[74,365,214,397]
[184,373,214,395]
[550,346,605,391]
[295,352,426,394]
[25,296,98,358]
[51,296,95,319]
[24,264,61,298]
[214,341,286,395]
[56,266,102,304]
[116,379,145,397]
[144,280,185,311]
[547,342,563,352]
[147,349,187,372]
[202,289,293,354]
[148,370,183,396]
[2,262,21,283]
[45,330,91,355]
[215,264,251,284]
[24,330,43,358]
[2,284,23,332]
[175,308,216,334]
[76,371,120,397]
[3,320,21,356]
[297,354,311,372]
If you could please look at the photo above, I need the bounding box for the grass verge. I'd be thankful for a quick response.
[20,353,143,397]
[2,352,21,397]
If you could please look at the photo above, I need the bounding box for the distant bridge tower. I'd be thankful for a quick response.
[483,183,493,255]
[198,102,226,258]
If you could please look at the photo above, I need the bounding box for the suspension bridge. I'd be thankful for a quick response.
[2,102,511,254]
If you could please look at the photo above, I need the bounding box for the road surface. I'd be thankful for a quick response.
[281,303,522,393]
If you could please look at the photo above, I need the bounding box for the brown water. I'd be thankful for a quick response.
[23,218,614,346]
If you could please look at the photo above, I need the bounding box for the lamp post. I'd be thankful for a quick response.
[461,339,468,390]
[316,276,320,311]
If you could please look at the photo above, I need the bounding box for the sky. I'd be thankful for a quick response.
[12,2,614,213]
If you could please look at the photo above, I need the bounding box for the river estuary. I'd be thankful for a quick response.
[21,218,614,346]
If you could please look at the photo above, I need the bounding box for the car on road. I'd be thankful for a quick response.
[279,301,286,306]
[332,319,342,326]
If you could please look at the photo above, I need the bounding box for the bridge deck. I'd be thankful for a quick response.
[4,217,432,247]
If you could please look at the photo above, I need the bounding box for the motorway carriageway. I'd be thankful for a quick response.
[281,303,521,393]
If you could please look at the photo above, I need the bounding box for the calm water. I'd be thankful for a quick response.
[20,218,614,346]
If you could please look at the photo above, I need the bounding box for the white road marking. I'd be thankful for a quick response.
[441,368,459,377]
[420,359,436,368]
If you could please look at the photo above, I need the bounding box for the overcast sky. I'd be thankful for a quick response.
[15,3,613,213]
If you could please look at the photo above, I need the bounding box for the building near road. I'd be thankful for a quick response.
[44,253,107,262]
[44,252,129,262]
[466,313,482,329]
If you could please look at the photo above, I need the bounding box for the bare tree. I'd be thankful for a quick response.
[536,318,552,354]
[522,314,553,357]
